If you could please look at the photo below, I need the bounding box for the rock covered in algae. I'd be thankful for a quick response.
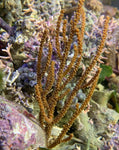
[0,0,22,25]
[0,96,46,149]
[108,76,119,91]
[70,97,119,150]
[73,111,103,149]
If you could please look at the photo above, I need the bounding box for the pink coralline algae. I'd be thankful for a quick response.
[0,96,46,150]
[103,123,119,150]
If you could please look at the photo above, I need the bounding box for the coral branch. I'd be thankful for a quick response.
[0,17,14,36]
[35,0,109,148]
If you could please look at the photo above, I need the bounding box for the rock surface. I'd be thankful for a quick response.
[0,96,46,150]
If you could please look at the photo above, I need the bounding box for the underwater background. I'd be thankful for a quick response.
[0,0,119,150]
